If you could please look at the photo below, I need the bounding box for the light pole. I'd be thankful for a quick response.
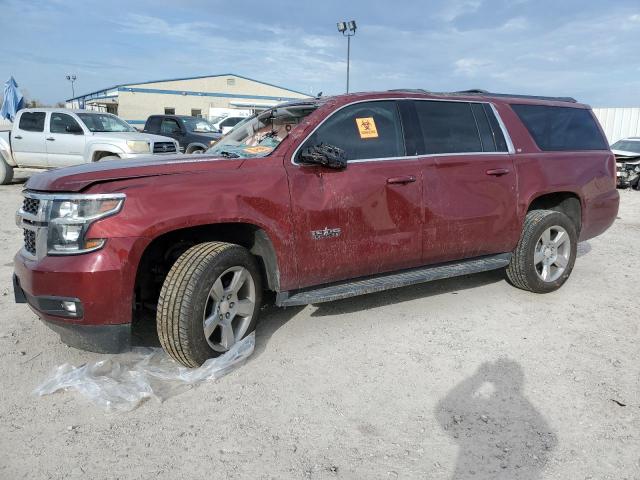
[65,74,77,100]
[337,20,357,93]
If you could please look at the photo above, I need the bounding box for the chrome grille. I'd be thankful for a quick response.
[153,142,177,154]
[23,197,40,216]
[23,229,36,255]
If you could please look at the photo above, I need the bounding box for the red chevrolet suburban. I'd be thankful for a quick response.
[14,90,619,367]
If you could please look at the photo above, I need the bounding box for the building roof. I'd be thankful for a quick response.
[66,73,310,102]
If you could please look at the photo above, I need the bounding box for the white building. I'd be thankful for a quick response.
[65,73,311,127]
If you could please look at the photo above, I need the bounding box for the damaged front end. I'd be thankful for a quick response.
[615,156,640,189]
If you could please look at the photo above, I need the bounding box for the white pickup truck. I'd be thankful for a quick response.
[0,108,179,184]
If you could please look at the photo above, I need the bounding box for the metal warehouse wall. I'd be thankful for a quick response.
[593,107,640,144]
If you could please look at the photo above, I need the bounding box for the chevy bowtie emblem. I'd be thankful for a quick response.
[311,227,342,240]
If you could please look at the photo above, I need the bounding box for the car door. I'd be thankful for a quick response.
[409,100,519,264]
[12,111,47,167]
[46,112,87,167]
[285,100,423,289]
[159,117,184,146]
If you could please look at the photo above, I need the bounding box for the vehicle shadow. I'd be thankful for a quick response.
[132,270,505,357]
[310,269,506,317]
[253,297,305,358]
[435,359,557,479]
[577,241,591,258]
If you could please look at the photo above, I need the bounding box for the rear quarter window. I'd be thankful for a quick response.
[511,104,607,151]
[18,112,46,132]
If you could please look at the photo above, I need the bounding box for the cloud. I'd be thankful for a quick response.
[454,58,492,76]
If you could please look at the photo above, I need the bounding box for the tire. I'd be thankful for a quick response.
[506,209,578,293]
[157,242,262,367]
[94,152,119,161]
[0,155,14,185]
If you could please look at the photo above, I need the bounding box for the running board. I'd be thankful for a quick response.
[276,253,511,307]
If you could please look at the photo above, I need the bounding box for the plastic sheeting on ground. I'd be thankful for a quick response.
[33,333,255,412]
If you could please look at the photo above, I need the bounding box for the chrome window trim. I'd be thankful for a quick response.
[488,103,515,154]
[290,97,515,166]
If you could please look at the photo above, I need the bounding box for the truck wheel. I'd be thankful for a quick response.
[0,155,14,185]
[94,152,120,161]
[157,242,262,367]
[506,209,577,293]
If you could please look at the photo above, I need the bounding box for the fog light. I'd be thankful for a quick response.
[61,301,77,314]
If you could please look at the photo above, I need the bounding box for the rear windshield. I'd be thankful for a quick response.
[511,104,608,151]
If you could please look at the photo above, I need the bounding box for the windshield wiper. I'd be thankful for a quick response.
[218,151,241,158]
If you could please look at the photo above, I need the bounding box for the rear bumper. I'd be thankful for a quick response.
[13,236,144,352]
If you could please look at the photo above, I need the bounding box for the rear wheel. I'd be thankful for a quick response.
[506,210,577,293]
[157,242,262,367]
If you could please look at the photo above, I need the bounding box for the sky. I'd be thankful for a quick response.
[0,0,638,107]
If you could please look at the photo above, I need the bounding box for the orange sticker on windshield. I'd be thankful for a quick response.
[355,117,378,139]
[243,146,273,154]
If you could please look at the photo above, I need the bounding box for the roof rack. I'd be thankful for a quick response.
[455,89,577,103]
[387,88,431,94]
[386,88,577,103]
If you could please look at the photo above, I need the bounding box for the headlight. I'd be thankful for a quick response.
[126,140,151,153]
[47,195,125,255]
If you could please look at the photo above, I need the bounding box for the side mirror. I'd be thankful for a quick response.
[66,124,83,134]
[299,143,347,169]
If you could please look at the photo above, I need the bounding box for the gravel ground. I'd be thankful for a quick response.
[0,175,638,480]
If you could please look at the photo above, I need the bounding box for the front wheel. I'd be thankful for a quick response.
[506,210,578,293]
[157,242,262,367]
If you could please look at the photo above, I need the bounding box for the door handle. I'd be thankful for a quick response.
[387,175,416,185]
[486,168,510,176]
[13,135,22,139]
[46,137,55,141]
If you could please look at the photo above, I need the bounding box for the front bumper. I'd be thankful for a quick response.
[14,277,130,353]
[13,236,143,353]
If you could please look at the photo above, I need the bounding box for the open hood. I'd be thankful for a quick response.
[612,149,640,162]
[25,155,243,192]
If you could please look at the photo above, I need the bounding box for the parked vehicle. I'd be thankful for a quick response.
[0,109,179,184]
[13,90,619,367]
[143,115,222,154]
[611,137,640,189]
[209,108,252,134]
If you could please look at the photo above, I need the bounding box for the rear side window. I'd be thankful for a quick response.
[414,101,481,154]
[511,104,608,151]
[18,112,46,132]
[299,101,404,161]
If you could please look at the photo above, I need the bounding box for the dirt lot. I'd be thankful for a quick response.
[0,176,638,480]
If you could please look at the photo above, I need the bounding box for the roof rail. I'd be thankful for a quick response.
[387,88,431,94]
[455,89,577,103]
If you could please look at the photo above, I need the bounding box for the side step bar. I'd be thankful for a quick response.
[276,253,512,307]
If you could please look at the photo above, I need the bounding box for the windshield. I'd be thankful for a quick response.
[183,117,217,133]
[77,113,136,133]
[206,105,317,158]
[611,140,640,154]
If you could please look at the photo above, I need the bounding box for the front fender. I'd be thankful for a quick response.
[0,133,15,166]
[87,142,127,161]
[85,156,298,290]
